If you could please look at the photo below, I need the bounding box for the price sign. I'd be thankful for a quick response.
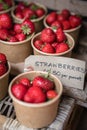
[24,55,86,90]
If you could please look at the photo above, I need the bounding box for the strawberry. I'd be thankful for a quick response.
[9,36,18,42]
[0,64,7,76]
[0,3,9,11]
[0,53,7,64]
[51,20,63,30]
[35,8,45,17]
[23,8,37,19]
[61,9,70,19]
[0,29,9,40]
[21,19,35,35]
[62,20,71,30]
[24,86,46,103]
[41,28,56,43]
[0,13,12,29]
[57,13,66,22]
[15,33,26,41]
[15,11,24,19]
[56,42,69,53]
[11,83,27,100]
[69,15,82,28]
[14,24,22,34]
[52,42,59,49]
[56,28,66,42]
[33,76,55,92]
[4,0,13,6]
[47,90,57,100]
[34,40,44,50]
[19,77,31,89]
[42,43,55,53]
[46,12,57,25]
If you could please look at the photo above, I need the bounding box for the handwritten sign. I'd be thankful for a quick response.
[24,55,86,90]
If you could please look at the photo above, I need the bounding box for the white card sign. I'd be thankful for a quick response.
[24,55,86,90]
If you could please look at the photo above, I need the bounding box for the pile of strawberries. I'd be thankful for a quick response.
[14,1,45,20]
[0,12,35,42]
[0,0,13,11]
[11,75,57,103]
[34,28,69,53]
[45,9,82,30]
[0,53,8,76]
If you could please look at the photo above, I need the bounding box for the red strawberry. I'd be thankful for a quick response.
[17,2,25,10]
[11,83,27,100]
[69,15,82,28]
[33,76,55,91]
[4,0,13,6]
[0,13,12,29]
[23,8,37,19]
[57,13,66,22]
[56,42,69,53]
[35,8,45,17]
[9,36,18,42]
[52,42,59,49]
[24,86,46,103]
[56,28,66,42]
[41,28,56,43]
[34,40,44,50]
[21,19,35,35]
[62,20,71,30]
[46,12,57,25]
[47,90,57,100]
[61,9,70,19]
[0,29,9,40]
[19,77,31,89]
[0,64,7,76]
[0,53,7,64]
[15,11,24,19]
[15,33,26,41]
[14,24,22,34]
[42,43,55,53]
[51,20,63,30]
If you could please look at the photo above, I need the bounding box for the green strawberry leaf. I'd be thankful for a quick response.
[21,25,31,35]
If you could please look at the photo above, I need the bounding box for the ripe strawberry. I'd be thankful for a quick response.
[11,83,27,100]
[56,28,66,42]
[23,8,37,19]
[0,53,7,64]
[56,42,69,53]
[47,90,57,100]
[15,33,26,41]
[51,20,63,30]
[62,20,71,30]
[0,13,12,29]
[14,24,22,34]
[0,29,9,40]
[19,77,31,89]
[9,36,18,42]
[69,15,82,28]
[35,8,45,17]
[24,86,46,103]
[57,13,66,22]
[0,64,7,76]
[34,40,44,50]
[15,11,24,19]
[42,43,55,53]
[41,28,56,43]
[4,0,13,6]
[33,76,55,92]
[46,12,57,25]
[21,19,35,35]
[61,9,70,19]
[52,42,59,49]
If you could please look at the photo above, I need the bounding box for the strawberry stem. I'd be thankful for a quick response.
[21,25,31,35]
